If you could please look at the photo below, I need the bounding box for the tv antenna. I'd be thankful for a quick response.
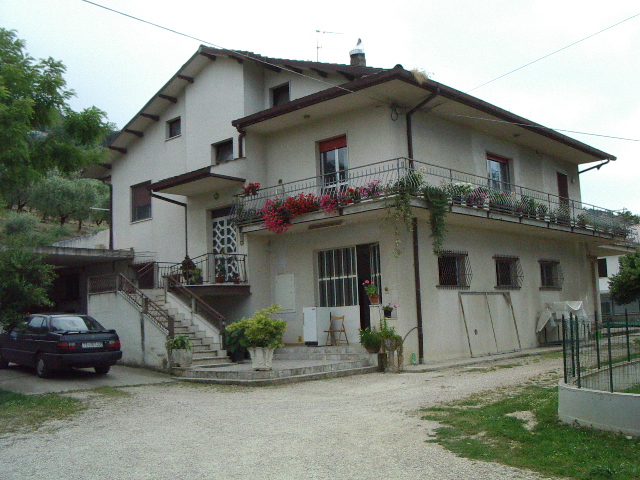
[316,29,344,61]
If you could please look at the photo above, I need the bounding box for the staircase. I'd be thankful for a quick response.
[179,345,380,386]
[142,289,230,368]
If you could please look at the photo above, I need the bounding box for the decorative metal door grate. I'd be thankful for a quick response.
[212,212,239,282]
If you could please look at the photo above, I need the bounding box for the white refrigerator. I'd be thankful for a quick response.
[303,307,331,346]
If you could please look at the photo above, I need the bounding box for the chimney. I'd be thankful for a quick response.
[349,38,366,67]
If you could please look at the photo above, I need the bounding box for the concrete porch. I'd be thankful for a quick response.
[176,345,380,386]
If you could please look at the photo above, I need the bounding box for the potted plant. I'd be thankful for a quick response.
[192,268,203,284]
[382,304,396,318]
[359,327,382,353]
[224,326,247,363]
[224,305,286,370]
[166,334,193,369]
[362,280,380,304]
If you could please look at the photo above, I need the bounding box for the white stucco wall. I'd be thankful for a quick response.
[89,292,169,371]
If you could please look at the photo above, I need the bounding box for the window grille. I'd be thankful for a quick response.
[493,255,523,289]
[437,251,472,289]
[539,260,563,290]
[318,247,358,307]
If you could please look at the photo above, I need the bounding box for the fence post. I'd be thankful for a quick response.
[626,308,631,362]
[562,315,568,384]
[595,312,601,370]
[607,319,614,393]
[573,314,581,388]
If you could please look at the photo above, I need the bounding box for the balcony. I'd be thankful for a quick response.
[232,158,636,246]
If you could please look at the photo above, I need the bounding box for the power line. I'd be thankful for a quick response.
[440,113,640,142]
[81,0,639,144]
[467,12,640,92]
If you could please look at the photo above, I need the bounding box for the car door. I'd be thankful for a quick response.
[1,318,30,365]
[21,316,47,366]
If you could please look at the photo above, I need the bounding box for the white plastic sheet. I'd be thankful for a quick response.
[536,301,587,332]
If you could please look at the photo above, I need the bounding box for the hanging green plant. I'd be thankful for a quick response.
[422,184,450,254]
[384,170,423,255]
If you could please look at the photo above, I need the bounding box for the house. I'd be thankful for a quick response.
[85,43,637,367]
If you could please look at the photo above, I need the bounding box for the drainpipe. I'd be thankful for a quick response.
[578,160,610,175]
[109,183,114,250]
[406,88,440,165]
[237,128,246,158]
[151,193,188,257]
[405,89,439,364]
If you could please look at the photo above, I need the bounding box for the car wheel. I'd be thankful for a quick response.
[35,354,53,378]
[94,366,110,375]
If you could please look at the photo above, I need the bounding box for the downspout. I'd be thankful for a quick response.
[150,193,188,257]
[578,160,610,175]
[406,89,439,364]
[109,183,114,250]
[237,128,246,158]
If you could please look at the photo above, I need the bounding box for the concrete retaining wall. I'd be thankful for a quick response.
[558,361,640,437]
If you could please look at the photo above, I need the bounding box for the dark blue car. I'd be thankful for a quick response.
[0,314,122,377]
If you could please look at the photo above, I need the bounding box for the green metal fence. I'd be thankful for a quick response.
[563,311,640,393]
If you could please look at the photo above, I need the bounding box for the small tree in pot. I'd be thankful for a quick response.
[166,334,194,369]
[224,305,286,370]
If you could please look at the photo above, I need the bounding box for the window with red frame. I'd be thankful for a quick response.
[319,135,348,189]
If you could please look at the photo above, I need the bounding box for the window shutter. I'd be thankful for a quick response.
[319,135,347,153]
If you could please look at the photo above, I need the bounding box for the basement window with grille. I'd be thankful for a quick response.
[437,251,472,289]
[539,260,563,290]
[494,255,523,289]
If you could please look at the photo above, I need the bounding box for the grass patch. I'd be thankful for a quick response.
[423,385,640,479]
[0,389,86,434]
[623,384,640,394]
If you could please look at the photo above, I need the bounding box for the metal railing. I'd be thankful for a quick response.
[563,312,640,393]
[164,275,226,333]
[88,273,176,337]
[232,157,634,239]
[156,253,248,288]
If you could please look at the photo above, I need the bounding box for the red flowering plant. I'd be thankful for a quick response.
[283,193,319,216]
[261,198,293,234]
[242,182,261,196]
[261,193,320,234]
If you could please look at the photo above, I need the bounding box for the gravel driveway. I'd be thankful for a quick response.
[1,356,560,479]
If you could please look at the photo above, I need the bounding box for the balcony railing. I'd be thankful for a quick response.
[156,253,248,288]
[232,157,634,239]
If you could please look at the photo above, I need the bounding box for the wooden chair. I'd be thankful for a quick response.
[324,315,349,346]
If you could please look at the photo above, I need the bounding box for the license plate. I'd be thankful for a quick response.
[82,342,103,348]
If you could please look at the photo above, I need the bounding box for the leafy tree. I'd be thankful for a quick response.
[0,28,113,207]
[28,172,108,228]
[0,242,55,325]
[609,250,640,305]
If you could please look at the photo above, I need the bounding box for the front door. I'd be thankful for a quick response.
[357,243,381,330]
[211,207,239,283]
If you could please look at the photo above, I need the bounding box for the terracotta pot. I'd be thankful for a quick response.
[368,294,380,304]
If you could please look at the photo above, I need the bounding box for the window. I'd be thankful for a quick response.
[213,139,234,164]
[318,247,358,307]
[487,154,510,192]
[437,251,472,289]
[319,135,348,190]
[598,258,608,278]
[494,255,523,289]
[166,117,181,139]
[271,83,290,107]
[539,260,563,289]
[131,181,152,222]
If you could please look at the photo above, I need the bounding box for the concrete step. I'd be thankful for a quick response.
[180,363,380,386]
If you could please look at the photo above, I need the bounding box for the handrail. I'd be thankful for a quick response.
[231,157,634,238]
[165,275,226,333]
[89,273,175,337]
[156,253,248,288]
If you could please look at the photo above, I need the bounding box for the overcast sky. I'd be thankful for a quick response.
[1,0,639,214]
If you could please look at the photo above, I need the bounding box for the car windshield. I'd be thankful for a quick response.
[50,316,104,332]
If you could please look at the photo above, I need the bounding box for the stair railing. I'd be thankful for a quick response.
[165,275,226,333]
[89,273,175,337]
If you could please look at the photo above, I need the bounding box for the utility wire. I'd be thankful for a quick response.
[81,0,639,144]
[467,12,640,92]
